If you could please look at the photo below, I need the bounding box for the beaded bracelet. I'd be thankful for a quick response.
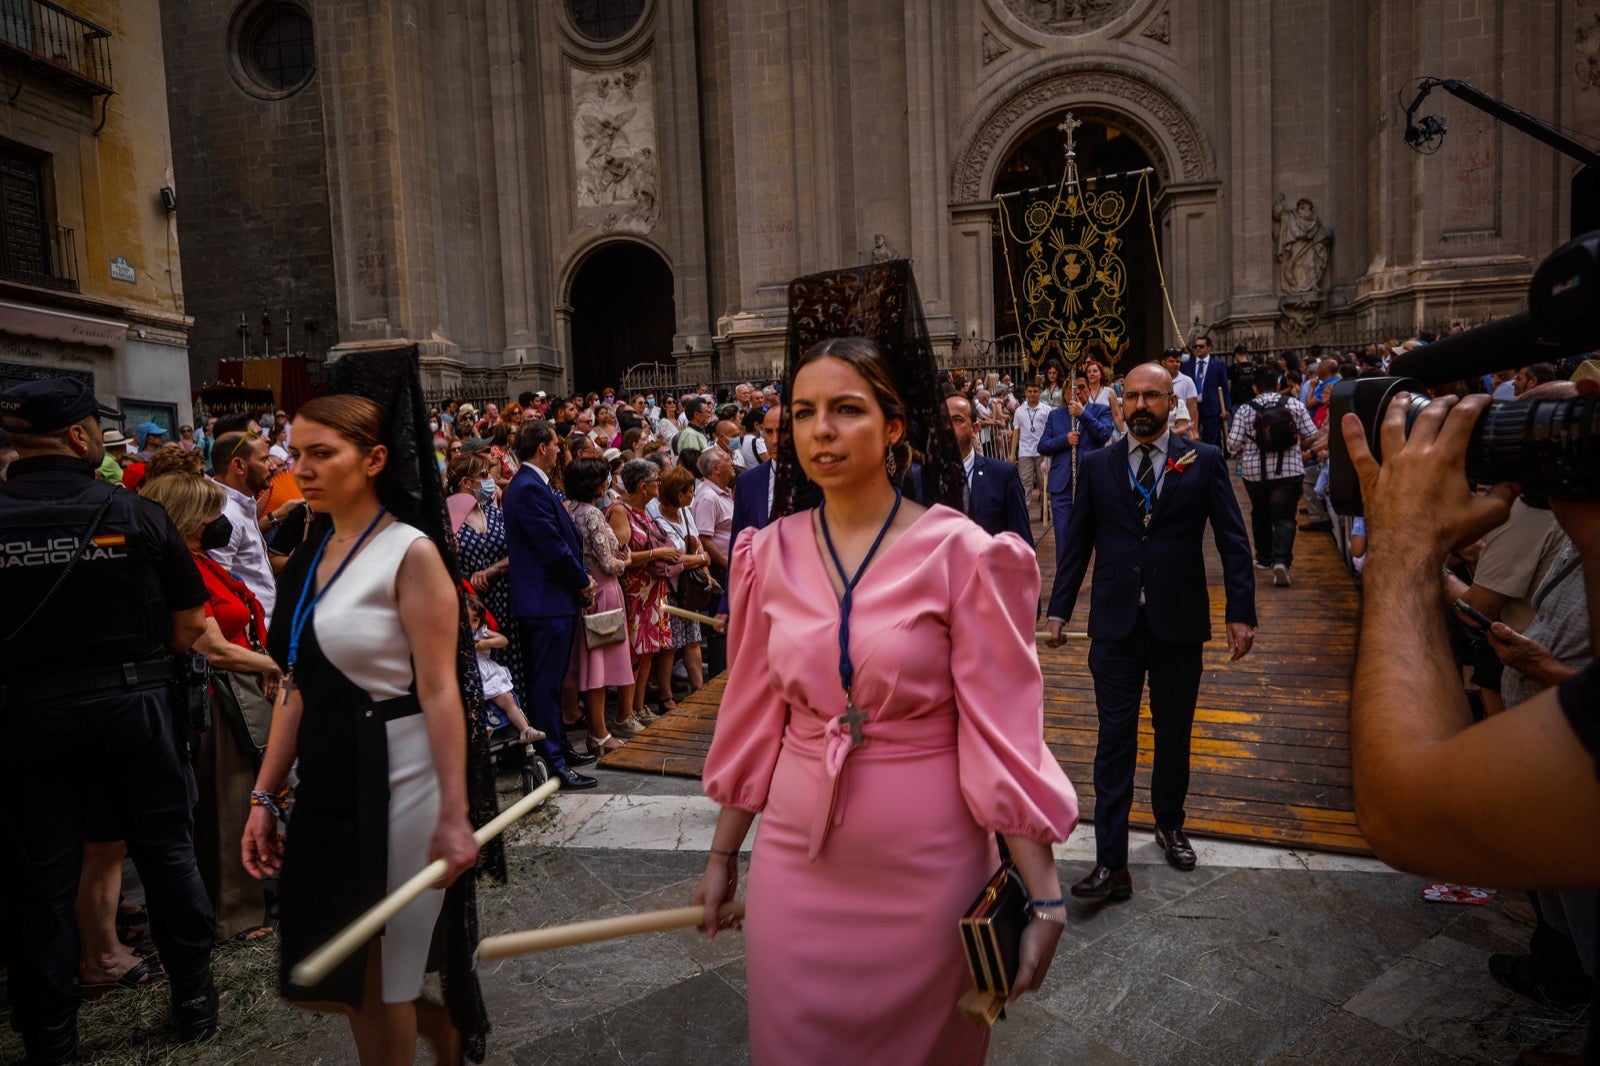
[249,786,294,819]
[1028,897,1066,909]
[708,847,736,858]
[1030,908,1068,925]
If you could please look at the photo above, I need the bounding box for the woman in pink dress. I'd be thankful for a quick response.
[694,336,1079,1065]
[564,456,635,756]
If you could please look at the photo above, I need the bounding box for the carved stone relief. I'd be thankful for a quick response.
[571,61,658,234]
[996,0,1133,37]
[952,63,1215,201]
[982,26,1012,64]
[1141,1,1170,45]
[1578,0,1600,89]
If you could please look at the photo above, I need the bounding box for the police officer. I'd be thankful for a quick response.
[0,378,218,1063]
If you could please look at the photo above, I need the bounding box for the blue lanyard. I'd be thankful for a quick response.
[818,491,902,703]
[1130,453,1166,515]
[285,507,387,678]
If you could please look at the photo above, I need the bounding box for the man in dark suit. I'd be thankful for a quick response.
[1045,362,1257,900]
[938,392,1031,541]
[503,420,598,789]
[1037,383,1114,566]
[1183,336,1232,446]
[717,404,781,619]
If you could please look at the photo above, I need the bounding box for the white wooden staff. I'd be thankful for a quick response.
[477,902,747,960]
[289,777,562,989]
[664,603,721,628]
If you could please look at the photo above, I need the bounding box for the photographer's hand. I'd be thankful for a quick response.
[1340,395,1515,566]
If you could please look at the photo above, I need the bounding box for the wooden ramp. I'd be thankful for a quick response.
[602,479,1368,855]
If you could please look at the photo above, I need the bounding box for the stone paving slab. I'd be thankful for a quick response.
[4,770,1588,1065]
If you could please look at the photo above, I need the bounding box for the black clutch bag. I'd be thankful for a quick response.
[959,838,1028,1009]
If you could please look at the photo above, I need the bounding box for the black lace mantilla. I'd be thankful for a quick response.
[327,346,497,1062]
[771,259,966,519]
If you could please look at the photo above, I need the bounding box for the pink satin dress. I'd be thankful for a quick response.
[704,505,1079,1066]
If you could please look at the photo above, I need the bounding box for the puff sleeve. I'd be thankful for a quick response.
[702,527,785,812]
[952,531,1079,843]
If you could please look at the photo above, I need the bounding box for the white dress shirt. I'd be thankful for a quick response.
[210,479,277,620]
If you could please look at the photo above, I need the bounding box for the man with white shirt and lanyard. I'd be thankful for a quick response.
[1044,362,1256,902]
[208,430,291,612]
[1010,380,1051,522]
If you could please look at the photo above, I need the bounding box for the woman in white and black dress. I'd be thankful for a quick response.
[241,394,479,1064]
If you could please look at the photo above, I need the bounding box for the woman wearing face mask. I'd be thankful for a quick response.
[445,453,532,724]
[139,471,282,941]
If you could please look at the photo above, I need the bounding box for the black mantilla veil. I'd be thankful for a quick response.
[325,345,495,1062]
[771,259,965,519]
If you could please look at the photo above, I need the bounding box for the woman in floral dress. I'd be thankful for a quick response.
[449,454,530,712]
[607,459,675,735]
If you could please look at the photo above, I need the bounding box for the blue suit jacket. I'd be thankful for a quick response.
[502,464,589,619]
[966,454,1032,543]
[1184,358,1232,422]
[718,461,773,615]
[1037,402,1115,494]
[1046,436,1256,644]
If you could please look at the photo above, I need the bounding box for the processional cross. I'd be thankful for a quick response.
[1058,111,1082,159]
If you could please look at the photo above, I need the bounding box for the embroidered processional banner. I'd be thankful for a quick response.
[997,170,1147,374]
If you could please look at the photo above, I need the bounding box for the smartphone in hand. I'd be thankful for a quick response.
[1453,598,1496,630]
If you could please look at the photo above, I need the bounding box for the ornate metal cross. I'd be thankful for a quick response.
[1058,111,1082,157]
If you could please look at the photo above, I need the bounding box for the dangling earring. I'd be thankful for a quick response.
[884,445,898,480]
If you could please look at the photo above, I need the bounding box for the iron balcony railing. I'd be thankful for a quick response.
[0,0,112,95]
[0,220,80,292]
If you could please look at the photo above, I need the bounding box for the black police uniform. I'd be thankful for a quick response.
[0,453,218,1058]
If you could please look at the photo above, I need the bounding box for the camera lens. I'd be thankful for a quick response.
[1467,396,1600,500]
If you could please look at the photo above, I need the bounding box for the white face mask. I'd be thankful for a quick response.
[476,478,496,502]
[429,421,439,432]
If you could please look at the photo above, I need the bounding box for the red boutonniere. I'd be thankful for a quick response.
[1165,451,1198,475]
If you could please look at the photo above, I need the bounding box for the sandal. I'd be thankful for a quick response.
[518,726,547,743]
[81,956,163,1001]
[656,698,679,715]
[585,733,626,757]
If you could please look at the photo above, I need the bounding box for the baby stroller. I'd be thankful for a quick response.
[482,698,551,796]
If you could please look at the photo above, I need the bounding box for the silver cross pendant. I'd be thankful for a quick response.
[839,698,866,748]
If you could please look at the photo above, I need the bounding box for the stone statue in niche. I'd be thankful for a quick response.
[1273,194,1332,329]
[869,234,899,262]
[1000,0,1128,36]
[573,62,658,233]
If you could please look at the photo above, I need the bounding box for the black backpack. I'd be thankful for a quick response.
[1251,394,1298,474]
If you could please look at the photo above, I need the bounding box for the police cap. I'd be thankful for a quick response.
[0,378,122,432]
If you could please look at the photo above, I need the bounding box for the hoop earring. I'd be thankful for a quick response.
[884,446,898,480]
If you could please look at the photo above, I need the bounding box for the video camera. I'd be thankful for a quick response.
[1328,230,1600,516]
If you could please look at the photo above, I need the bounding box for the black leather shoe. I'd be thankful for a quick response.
[1069,864,1132,901]
[172,974,219,1043]
[561,749,598,767]
[1154,826,1197,871]
[554,766,598,790]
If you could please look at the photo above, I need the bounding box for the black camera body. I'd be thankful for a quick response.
[1328,230,1600,516]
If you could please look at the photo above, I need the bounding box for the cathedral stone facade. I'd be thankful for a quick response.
[163,0,1598,395]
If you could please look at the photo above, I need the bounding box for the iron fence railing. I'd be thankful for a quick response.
[0,0,113,94]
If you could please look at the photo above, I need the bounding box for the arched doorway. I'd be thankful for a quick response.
[991,114,1161,376]
[568,242,675,393]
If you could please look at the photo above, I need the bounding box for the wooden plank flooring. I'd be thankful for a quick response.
[601,478,1370,855]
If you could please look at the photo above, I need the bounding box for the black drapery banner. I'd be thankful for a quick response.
[997,168,1149,374]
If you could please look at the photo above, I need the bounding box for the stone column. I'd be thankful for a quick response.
[659,0,714,370]
[903,1,956,348]
[1155,182,1222,345]
[949,201,999,349]
[318,0,447,362]
[1222,0,1276,327]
